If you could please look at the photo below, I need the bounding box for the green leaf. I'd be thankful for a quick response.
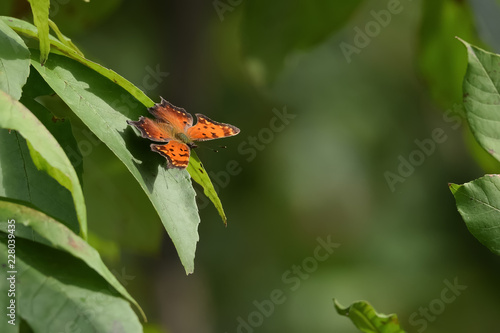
[450,175,500,255]
[0,235,142,332]
[3,16,227,224]
[241,0,364,84]
[0,90,87,238]
[0,200,145,321]
[0,18,30,100]
[418,0,480,108]
[188,151,227,225]
[48,18,84,57]
[334,299,406,333]
[3,16,152,106]
[21,95,84,184]
[41,0,122,37]
[460,39,500,162]
[27,0,50,65]
[30,50,201,273]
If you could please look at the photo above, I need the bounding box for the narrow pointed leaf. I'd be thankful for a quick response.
[334,299,406,333]
[460,39,500,161]
[0,90,87,238]
[31,51,200,273]
[418,0,480,107]
[450,175,500,255]
[0,18,30,100]
[0,129,80,234]
[0,200,145,321]
[2,16,229,225]
[187,151,227,224]
[26,0,50,65]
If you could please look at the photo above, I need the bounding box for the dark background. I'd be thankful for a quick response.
[4,0,500,332]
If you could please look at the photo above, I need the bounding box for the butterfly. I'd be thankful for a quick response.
[127,98,240,169]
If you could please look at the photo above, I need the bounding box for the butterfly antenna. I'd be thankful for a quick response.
[197,145,220,153]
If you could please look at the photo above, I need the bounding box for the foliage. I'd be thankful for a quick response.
[3,0,500,332]
[0,0,228,331]
[449,41,500,257]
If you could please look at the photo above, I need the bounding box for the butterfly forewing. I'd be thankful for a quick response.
[187,114,240,142]
[148,97,193,132]
[126,116,172,142]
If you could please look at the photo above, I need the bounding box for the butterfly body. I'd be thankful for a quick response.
[127,98,240,169]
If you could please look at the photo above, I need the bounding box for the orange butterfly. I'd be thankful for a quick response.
[127,98,240,169]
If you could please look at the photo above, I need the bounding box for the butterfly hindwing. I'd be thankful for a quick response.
[151,141,191,169]
[126,116,172,142]
[187,113,240,142]
[148,97,193,132]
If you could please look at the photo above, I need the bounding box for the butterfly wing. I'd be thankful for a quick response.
[151,141,191,169]
[148,97,193,132]
[127,116,172,142]
[187,113,240,142]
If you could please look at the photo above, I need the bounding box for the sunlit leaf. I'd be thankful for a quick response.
[0,90,86,238]
[26,0,50,65]
[334,299,406,333]
[0,18,30,100]
[450,175,500,255]
[48,18,84,57]
[241,0,364,84]
[460,39,500,161]
[0,235,142,332]
[188,151,227,225]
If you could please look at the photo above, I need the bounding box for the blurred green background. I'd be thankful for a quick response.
[5,0,500,331]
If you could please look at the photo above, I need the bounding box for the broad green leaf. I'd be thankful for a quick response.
[0,0,15,16]
[241,0,364,84]
[21,63,54,98]
[460,40,500,162]
[42,0,122,36]
[188,152,227,225]
[0,18,30,100]
[450,175,500,255]
[0,90,86,238]
[0,236,142,332]
[418,0,480,108]
[0,129,80,234]
[3,16,228,224]
[27,0,50,65]
[334,299,406,333]
[31,51,200,273]
[0,200,145,320]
